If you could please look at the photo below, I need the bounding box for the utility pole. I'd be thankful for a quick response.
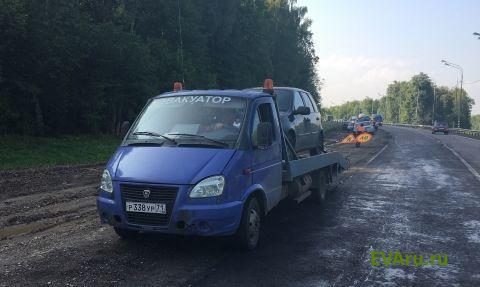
[459,72,463,128]
[416,88,419,125]
[432,81,436,125]
[441,60,464,128]
[378,93,386,122]
[399,89,402,123]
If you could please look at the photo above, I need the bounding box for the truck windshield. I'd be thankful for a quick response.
[127,95,246,148]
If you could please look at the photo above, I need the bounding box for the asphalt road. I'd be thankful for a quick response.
[393,126,480,175]
[1,127,480,286]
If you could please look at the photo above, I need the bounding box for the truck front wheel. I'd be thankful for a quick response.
[236,197,262,250]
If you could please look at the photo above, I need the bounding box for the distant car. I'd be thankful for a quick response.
[341,119,349,130]
[372,114,383,127]
[248,87,324,154]
[355,117,375,134]
[347,116,356,131]
[432,122,449,134]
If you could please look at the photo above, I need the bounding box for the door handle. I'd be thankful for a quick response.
[316,117,320,120]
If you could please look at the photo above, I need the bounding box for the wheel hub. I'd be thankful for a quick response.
[248,208,260,245]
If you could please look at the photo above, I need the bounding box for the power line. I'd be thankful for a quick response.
[464,79,480,85]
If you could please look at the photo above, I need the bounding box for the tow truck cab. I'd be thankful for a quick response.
[97,80,347,249]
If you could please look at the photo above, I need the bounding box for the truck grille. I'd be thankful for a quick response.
[120,184,178,226]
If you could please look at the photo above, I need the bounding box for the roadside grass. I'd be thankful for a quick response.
[0,135,120,170]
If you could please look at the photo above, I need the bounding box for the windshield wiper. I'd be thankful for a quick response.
[132,131,177,145]
[167,133,229,148]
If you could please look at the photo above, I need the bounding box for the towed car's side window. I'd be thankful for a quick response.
[301,92,315,113]
[302,92,317,113]
[293,91,304,110]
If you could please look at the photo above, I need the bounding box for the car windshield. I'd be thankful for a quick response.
[247,88,291,112]
[274,89,292,112]
[127,95,246,148]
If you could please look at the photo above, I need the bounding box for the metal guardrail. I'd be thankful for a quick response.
[451,128,480,139]
[385,123,480,140]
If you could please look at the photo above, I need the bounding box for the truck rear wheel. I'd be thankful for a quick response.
[311,171,327,204]
[235,197,262,250]
[114,227,139,239]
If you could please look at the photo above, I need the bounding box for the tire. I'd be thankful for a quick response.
[311,171,327,204]
[310,130,325,156]
[114,227,139,239]
[235,196,262,250]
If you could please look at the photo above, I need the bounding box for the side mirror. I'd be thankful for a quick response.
[120,121,131,138]
[293,106,310,115]
[256,122,273,148]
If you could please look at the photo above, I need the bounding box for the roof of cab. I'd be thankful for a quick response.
[153,89,270,100]
[248,86,310,94]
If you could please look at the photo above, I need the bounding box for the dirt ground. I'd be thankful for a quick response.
[0,128,388,286]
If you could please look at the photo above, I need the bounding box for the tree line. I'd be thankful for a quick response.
[0,0,319,136]
[472,115,480,130]
[324,73,475,129]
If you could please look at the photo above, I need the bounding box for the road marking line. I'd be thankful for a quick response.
[366,144,388,165]
[442,144,480,183]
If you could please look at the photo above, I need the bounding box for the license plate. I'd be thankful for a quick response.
[125,202,167,214]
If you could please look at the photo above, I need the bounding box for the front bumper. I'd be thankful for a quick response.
[96,184,243,236]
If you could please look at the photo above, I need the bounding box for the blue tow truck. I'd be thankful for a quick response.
[97,79,348,250]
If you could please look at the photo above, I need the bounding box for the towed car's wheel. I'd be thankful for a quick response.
[310,130,325,155]
[236,197,261,250]
[319,130,325,152]
[114,227,139,239]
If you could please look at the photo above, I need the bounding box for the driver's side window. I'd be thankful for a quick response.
[251,110,261,147]
[293,91,304,110]
[251,103,275,147]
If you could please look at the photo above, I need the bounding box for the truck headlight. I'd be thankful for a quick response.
[190,175,225,198]
[100,169,113,193]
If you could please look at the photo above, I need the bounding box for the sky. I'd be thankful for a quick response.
[297,0,480,115]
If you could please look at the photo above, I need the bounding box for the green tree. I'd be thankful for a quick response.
[0,0,320,135]
[326,73,474,128]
